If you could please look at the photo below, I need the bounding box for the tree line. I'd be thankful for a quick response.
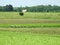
[0,5,60,12]
[0,5,13,11]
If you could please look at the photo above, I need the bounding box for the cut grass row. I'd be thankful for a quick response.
[0,19,60,24]
[0,28,60,34]
[0,23,60,28]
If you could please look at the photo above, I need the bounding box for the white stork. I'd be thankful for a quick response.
[22,9,27,13]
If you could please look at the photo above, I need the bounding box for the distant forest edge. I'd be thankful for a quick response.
[0,4,60,12]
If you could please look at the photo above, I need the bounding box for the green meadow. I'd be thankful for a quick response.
[0,12,60,19]
[0,12,60,45]
[0,30,60,45]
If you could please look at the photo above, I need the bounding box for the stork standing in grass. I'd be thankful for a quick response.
[22,9,27,13]
[19,9,27,16]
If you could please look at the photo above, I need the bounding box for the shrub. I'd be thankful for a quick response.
[19,12,24,16]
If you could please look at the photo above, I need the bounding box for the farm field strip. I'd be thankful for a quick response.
[0,19,60,24]
[0,12,60,19]
[0,28,60,34]
[0,23,60,28]
[0,31,60,45]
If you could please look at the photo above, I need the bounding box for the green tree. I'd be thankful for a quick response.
[0,6,2,11]
[5,5,13,11]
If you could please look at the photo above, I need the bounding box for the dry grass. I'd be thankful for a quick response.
[0,19,60,24]
[0,28,60,34]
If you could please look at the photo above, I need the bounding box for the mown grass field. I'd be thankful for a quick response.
[0,12,60,45]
